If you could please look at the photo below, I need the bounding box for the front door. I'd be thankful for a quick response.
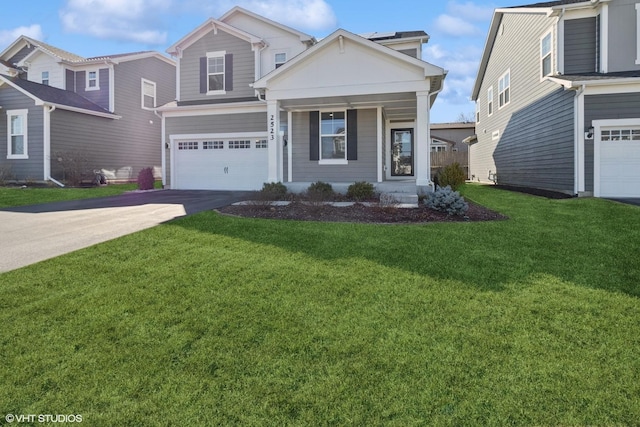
[391,129,413,176]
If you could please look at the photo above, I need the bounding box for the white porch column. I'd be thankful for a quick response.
[415,91,432,188]
[267,99,281,182]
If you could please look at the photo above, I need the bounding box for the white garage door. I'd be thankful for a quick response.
[173,136,268,190]
[598,126,640,198]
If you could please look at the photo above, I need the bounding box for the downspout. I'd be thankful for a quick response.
[574,84,586,195]
[44,105,65,187]
[155,109,166,188]
[426,76,446,188]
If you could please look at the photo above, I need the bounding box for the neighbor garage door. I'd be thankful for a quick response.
[172,135,268,190]
[597,126,640,197]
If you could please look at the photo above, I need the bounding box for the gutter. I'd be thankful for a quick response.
[44,105,64,187]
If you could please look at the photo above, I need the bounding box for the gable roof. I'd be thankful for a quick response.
[166,17,264,56]
[548,70,640,87]
[470,0,604,100]
[253,29,445,92]
[219,6,316,45]
[0,75,120,118]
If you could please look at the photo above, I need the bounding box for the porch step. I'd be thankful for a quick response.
[381,192,419,207]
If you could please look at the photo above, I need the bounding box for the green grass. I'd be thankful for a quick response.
[0,184,141,208]
[1,184,639,425]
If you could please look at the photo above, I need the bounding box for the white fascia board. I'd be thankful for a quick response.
[102,52,176,67]
[548,76,640,90]
[158,101,267,117]
[265,79,431,101]
[37,101,121,119]
[166,18,263,56]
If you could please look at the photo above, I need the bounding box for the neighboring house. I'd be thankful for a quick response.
[158,6,446,194]
[0,36,175,184]
[430,121,474,179]
[470,0,640,198]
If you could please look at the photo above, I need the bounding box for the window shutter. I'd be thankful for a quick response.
[309,111,319,161]
[347,109,358,161]
[225,53,233,91]
[199,57,207,94]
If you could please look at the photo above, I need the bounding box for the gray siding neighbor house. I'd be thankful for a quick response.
[158,6,446,196]
[0,36,175,184]
[470,0,640,198]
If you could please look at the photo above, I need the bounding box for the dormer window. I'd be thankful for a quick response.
[274,52,287,69]
[41,71,49,86]
[86,70,99,91]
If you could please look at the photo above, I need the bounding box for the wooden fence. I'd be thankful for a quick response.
[430,151,469,178]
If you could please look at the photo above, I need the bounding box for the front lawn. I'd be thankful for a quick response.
[0,183,157,209]
[1,185,638,425]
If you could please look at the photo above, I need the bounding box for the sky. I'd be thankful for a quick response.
[0,0,526,123]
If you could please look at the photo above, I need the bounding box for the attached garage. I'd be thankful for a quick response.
[170,133,269,190]
[594,120,640,198]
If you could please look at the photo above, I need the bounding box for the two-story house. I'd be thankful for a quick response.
[158,7,446,195]
[470,0,640,198]
[0,36,175,184]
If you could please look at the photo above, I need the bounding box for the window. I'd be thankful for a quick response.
[7,109,28,159]
[203,140,224,149]
[541,31,552,78]
[42,71,49,86]
[498,70,510,108]
[475,101,480,123]
[256,139,268,149]
[207,51,225,93]
[229,140,251,149]
[274,52,287,69]
[86,70,99,90]
[320,111,346,161]
[141,79,156,110]
[178,141,198,150]
[487,86,494,116]
[601,128,640,141]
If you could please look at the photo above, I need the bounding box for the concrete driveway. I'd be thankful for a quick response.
[0,190,250,273]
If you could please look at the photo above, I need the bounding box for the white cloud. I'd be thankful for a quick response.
[210,0,337,31]
[447,1,495,22]
[0,25,44,46]
[60,0,171,45]
[434,14,480,37]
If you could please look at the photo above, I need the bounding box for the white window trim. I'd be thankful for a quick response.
[487,86,494,117]
[636,4,640,65]
[319,109,348,165]
[498,69,510,109]
[7,109,28,159]
[274,51,287,69]
[475,101,480,124]
[540,30,553,80]
[42,71,49,85]
[86,69,99,91]
[206,50,226,96]
[141,78,157,110]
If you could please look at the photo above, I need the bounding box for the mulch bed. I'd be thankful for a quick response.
[218,200,507,224]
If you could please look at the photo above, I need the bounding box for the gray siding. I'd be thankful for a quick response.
[430,126,474,152]
[180,30,256,102]
[7,45,34,66]
[74,68,110,111]
[165,112,267,187]
[50,56,176,182]
[291,109,377,182]
[471,12,576,193]
[0,86,44,180]
[608,0,640,72]
[583,93,640,191]
[564,18,597,74]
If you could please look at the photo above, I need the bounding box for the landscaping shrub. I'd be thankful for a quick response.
[137,167,155,190]
[0,165,13,185]
[424,185,469,216]
[307,181,334,201]
[259,182,288,200]
[347,181,375,201]
[54,150,94,186]
[437,162,466,191]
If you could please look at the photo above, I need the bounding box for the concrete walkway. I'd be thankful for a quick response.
[0,190,250,273]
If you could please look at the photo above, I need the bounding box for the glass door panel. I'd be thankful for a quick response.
[391,129,413,176]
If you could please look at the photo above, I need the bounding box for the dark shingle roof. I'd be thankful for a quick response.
[553,70,640,82]
[361,31,428,41]
[509,0,589,8]
[2,76,113,114]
